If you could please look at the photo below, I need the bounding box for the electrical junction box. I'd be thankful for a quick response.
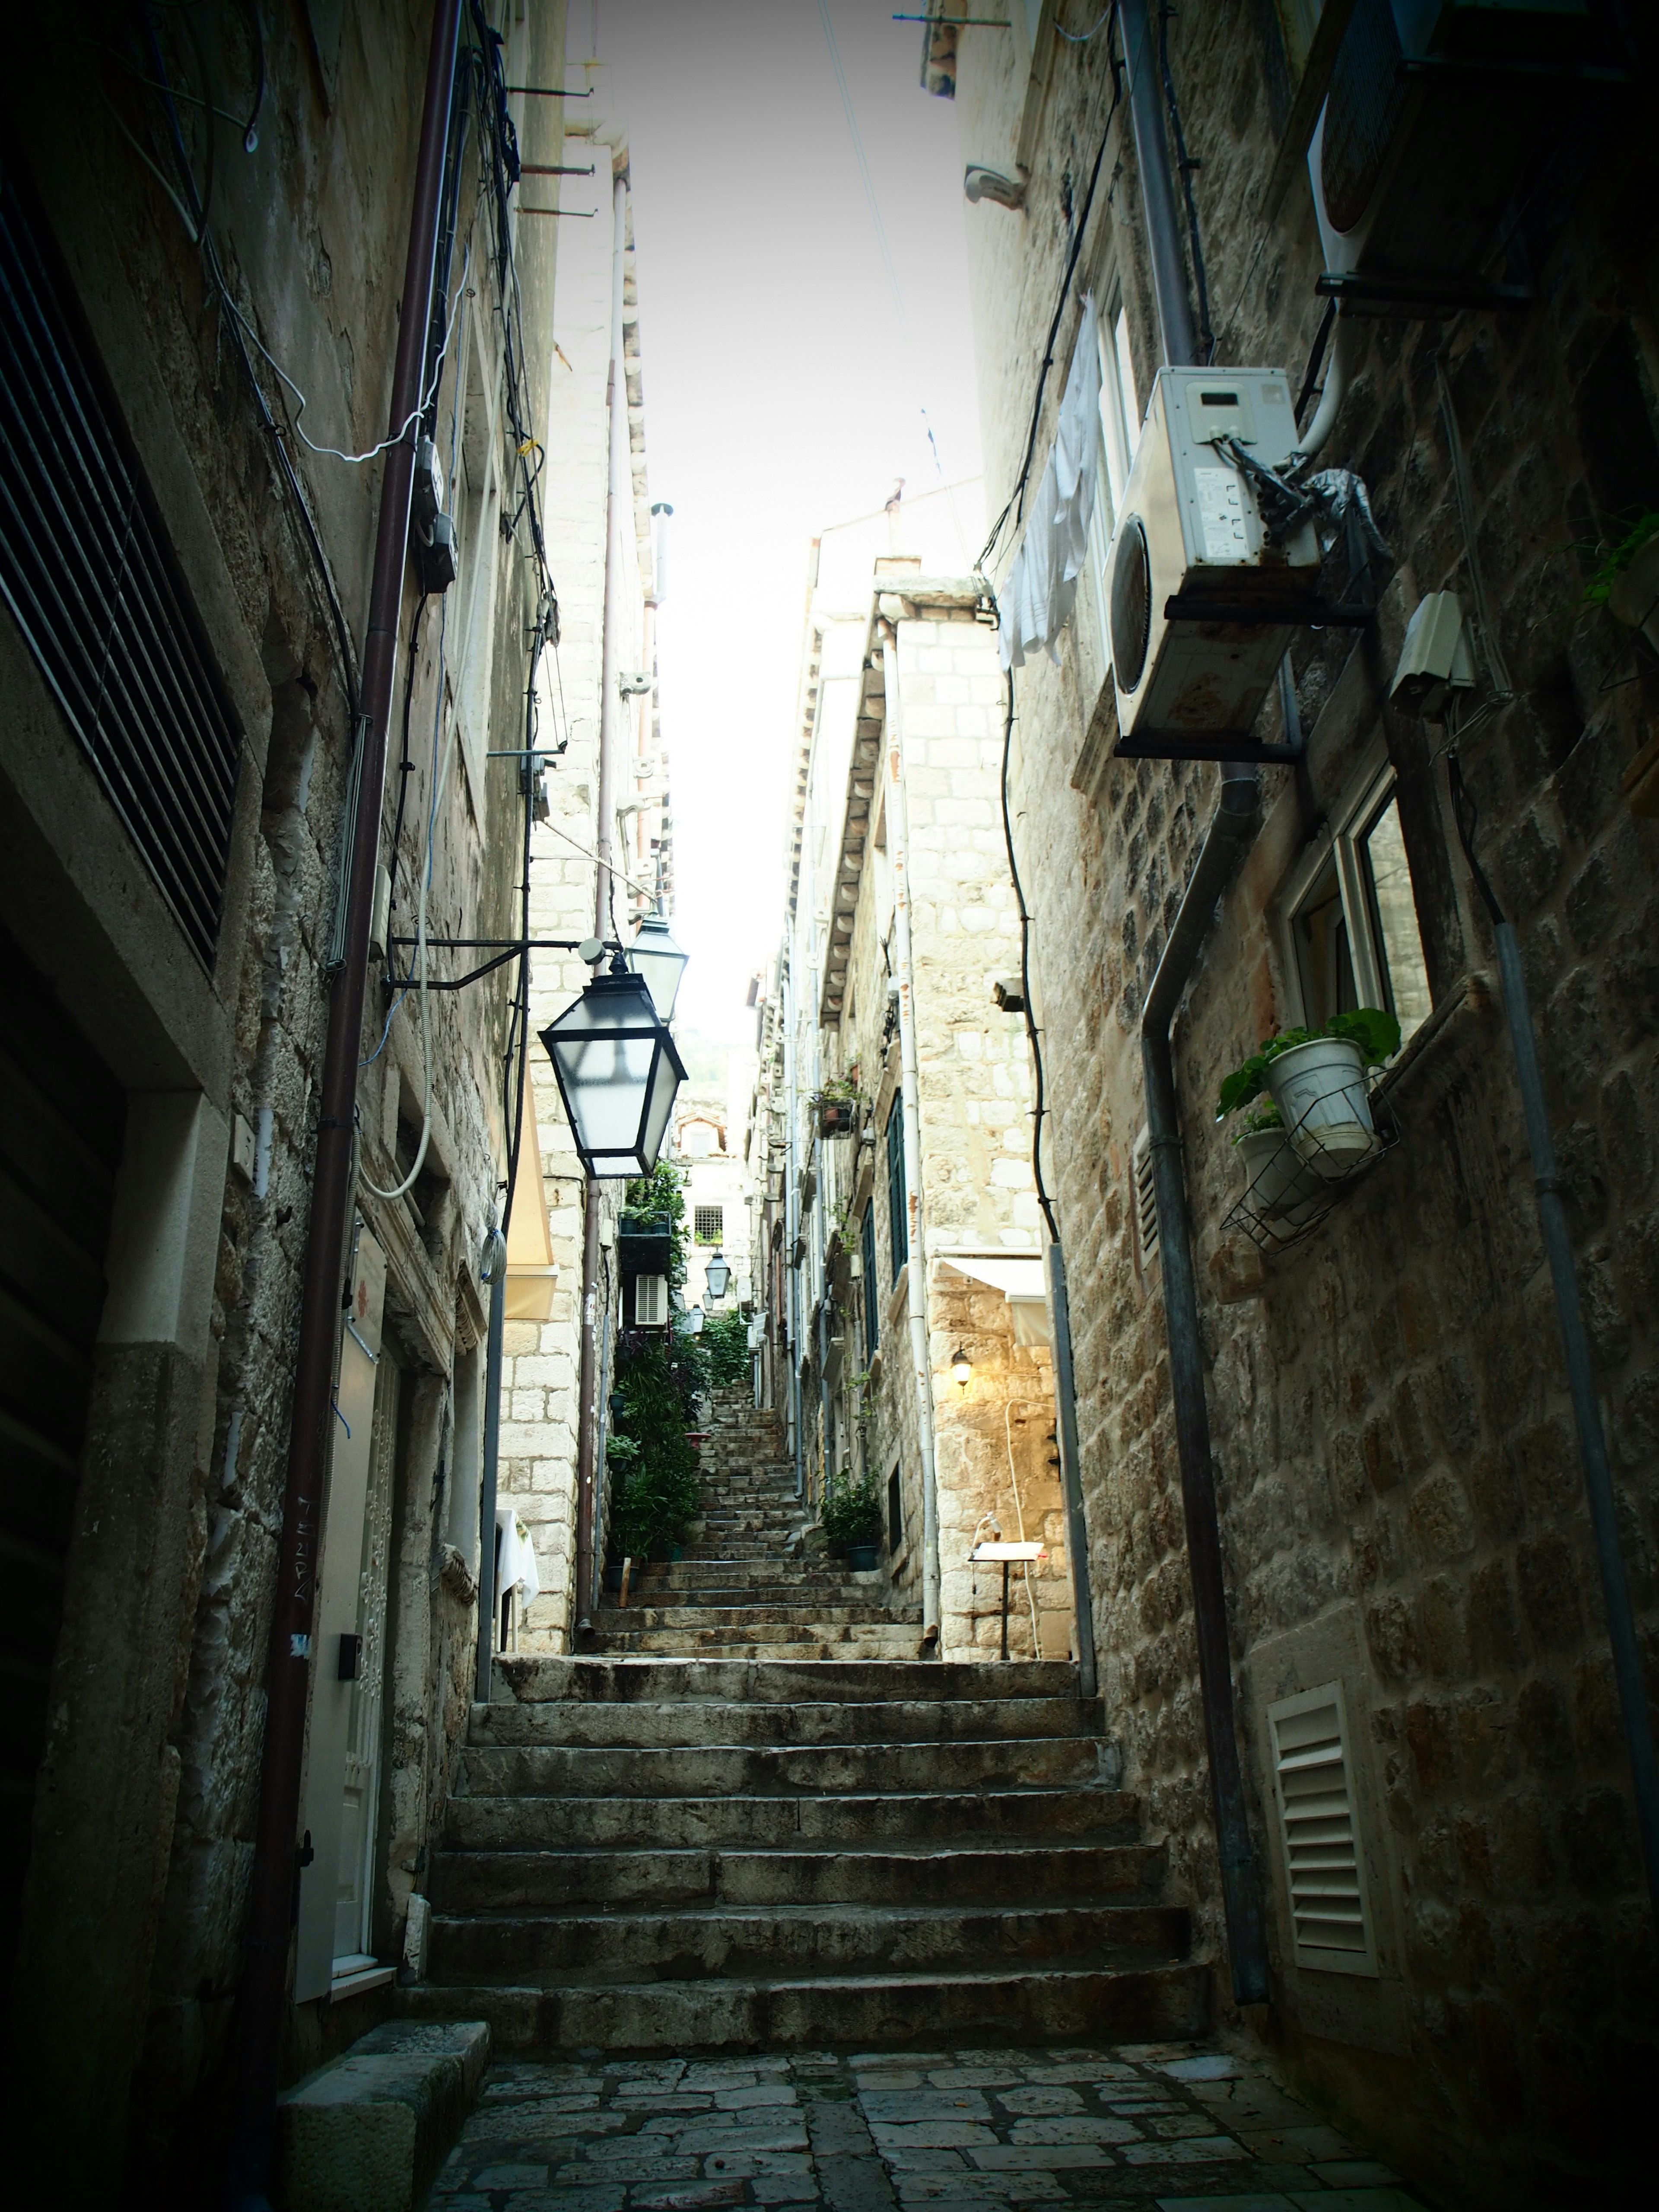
[1309,0,1621,315]
[1108,367,1320,760]
[1391,588,1475,718]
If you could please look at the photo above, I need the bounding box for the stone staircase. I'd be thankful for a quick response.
[407,1654,1207,2054]
[590,1384,923,1660]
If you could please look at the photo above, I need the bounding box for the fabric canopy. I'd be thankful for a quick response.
[941,1255,1051,1346]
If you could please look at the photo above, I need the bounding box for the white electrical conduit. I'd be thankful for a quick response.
[1004,1400,1042,1658]
[1290,309,1357,470]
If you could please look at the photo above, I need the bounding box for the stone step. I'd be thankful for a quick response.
[430,1839,1162,1913]
[457,1735,1108,1800]
[587,1630,925,1659]
[426,1900,1190,1985]
[445,1785,1138,1852]
[590,1602,911,1632]
[492,1656,1084,1703]
[467,1693,1107,1748]
[396,1960,1209,2054]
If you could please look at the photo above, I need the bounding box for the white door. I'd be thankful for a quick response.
[334,1349,397,1967]
[295,1224,391,2002]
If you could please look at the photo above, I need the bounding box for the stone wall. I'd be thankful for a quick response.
[951,4,1659,2201]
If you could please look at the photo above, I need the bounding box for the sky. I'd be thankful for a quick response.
[588,0,985,1045]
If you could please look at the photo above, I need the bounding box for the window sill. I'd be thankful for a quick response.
[329,1960,395,2003]
[1377,969,1496,1107]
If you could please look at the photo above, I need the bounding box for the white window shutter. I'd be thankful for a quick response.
[1267,1680,1379,1978]
[635,1274,667,1327]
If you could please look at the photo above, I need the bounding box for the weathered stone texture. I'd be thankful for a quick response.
[953,3,1659,2201]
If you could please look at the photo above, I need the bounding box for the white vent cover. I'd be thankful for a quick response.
[634,1273,667,1327]
[1267,1680,1378,1978]
[1132,1126,1160,1272]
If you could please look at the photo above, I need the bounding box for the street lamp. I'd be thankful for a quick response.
[704,1250,731,1300]
[538,961,686,1179]
[626,910,690,1021]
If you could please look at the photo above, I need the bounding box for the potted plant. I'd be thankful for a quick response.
[1217,1007,1400,1181]
[811,1077,864,1138]
[1227,1099,1328,1236]
[1586,511,1659,652]
[823,1467,884,1571]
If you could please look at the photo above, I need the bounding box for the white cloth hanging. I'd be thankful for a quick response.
[999,295,1103,671]
[494,1504,540,1603]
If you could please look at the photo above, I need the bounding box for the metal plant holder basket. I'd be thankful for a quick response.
[1225,1077,1401,1254]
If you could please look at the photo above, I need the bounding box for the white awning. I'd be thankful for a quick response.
[941,1255,1045,1297]
[941,1255,1050,1345]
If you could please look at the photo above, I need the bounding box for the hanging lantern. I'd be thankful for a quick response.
[626,910,690,1021]
[704,1250,731,1300]
[539,965,686,1180]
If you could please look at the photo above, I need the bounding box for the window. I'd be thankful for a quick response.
[885,1102,908,1288]
[1085,285,1142,676]
[1281,753,1432,1047]
[634,1274,667,1327]
[693,1205,723,1246]
[1267,1680,1379,1977]
[887,1462,903,1556]
[861,1204,879,1362]
[0,156,239,966]
[680,1119,716,1157]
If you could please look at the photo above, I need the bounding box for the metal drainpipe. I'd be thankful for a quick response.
[1488,919,1659,1922]
[574,166,630,1635]
[1119,0,1198,370]
[1140,763,1270,2007]
[227,5,461,2198]
[883,630,942,1645]
[474,1227,506,1701]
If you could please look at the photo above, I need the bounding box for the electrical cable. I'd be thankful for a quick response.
[1437,356,1515,701]
[1057,3,1116,41]
[980,35,1125,572]
[1156,1,1212,362]
[999,666,1059,1244]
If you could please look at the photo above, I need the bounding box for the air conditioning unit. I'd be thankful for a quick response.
[633,1273,667,1327]
[1108,368,1321,760]
[1309,0,1623,315]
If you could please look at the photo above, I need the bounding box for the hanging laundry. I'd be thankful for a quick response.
[998,296,1103,671]
[494,1504,541,1604]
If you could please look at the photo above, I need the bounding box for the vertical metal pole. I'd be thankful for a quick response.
[1119,0,1198,369]
[1493,922,1659,1923]
[1045,1244,1098,1698]
[474,1230,505,1703]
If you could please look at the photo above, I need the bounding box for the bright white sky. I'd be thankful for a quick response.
[589,0,985,1045]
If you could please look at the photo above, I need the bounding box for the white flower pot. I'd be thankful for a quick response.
[1265,1035,1379,1180]
[1235,1127,1328,1233]
[1608,534,1659,654]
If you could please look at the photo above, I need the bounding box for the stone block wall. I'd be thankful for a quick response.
[952,5,1659,2201]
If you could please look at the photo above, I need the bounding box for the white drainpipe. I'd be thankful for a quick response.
[881,623,941,1645]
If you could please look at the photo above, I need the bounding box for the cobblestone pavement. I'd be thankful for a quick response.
[429,2039,1430,2210]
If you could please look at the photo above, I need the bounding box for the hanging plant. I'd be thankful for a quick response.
[1215,1008,1401,1122]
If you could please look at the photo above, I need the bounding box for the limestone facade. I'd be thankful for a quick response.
[749,487,1078,1661]
[939,4,1659,2200]
[0,4,581,2195]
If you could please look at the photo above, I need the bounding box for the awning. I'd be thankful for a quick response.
[940,1254,1050,1346]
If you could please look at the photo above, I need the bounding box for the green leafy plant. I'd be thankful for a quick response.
[623,1158,689,1289]
[822,1466,884,1548]
[1216,1008,1401,1123]
[702,1307,750,1386]
[1582,512,1659,607]
[1232,1099,1284,1144]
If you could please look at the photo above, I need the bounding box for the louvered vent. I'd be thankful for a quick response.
[0,159,238,968]
[1268,1681,1378,1977]
[1132,1125,1160,1272]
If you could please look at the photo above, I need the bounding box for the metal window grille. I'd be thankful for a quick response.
[1267,1681,1379,1977]
[885,1102,908,1287]
[861,1203,879,1363]
[693,1204,723,1245]
[1132,1125,1160,1271]
[0,159,239,967]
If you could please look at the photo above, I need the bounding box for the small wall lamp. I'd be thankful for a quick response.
[950,1347,972,1388]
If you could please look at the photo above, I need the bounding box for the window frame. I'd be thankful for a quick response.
[1273,740,1433,1045]
[860,1202,880,1363]
[693,1204,724,1247]
[884,1102,908,1289]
